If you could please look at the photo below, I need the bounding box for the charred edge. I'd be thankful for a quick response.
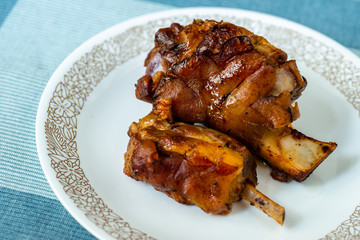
[287,107,293,122]
[282,211,286,223]
[322,145,330,153]
[170,125,180,130]
[255,197,266,206]
[168,43,180,51]
[209,23,219,32]
[225,203,231,211]
[290,76,308,101]
[220,93,230,101]
[290,128,306,140]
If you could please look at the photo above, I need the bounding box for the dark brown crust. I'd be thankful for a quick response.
[135,75,153,103]
[135,19,305,133]
[124,113,257,215]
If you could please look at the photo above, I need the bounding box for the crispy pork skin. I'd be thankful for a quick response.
[124,112,257,215]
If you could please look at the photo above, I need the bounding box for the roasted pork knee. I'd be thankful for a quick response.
[124,112,285,224]
[135,19,337,182]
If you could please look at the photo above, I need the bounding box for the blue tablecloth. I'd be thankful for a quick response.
[0,0,359,239]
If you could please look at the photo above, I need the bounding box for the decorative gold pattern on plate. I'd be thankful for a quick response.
[44,14,360,239]
[320,205,360,240]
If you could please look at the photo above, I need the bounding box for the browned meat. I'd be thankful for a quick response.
[135,19,337,182]
[124,112,285,224]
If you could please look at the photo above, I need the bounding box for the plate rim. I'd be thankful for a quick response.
[36,7,360,240]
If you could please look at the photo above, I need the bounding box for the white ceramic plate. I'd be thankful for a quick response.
[36,7,360,240]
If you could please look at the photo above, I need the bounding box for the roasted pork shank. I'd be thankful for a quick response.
[124,112,285,225]
[135,20,337,182]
